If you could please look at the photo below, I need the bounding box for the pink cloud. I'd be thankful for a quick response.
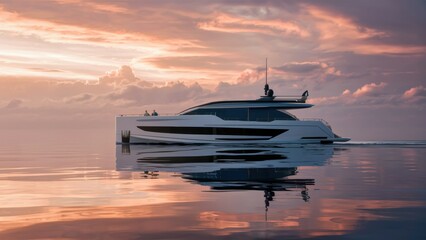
[402,85,426,104]
[198,13,310,38]
[403,85,426,99]
[236,68,263,83]
[342,89,351,96]
[310,83,395,106]
[352,82,387,97]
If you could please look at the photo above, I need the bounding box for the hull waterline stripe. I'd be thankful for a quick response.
[137,126,287,137]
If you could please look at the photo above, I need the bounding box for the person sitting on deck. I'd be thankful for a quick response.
[152,110,158,116]
[299,90,309,103]
[144,110,150,116]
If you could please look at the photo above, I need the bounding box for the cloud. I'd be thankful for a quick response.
[352,82,387,97]
[0,65,177,129]
[236,68,264,83]
[144,55,240,73]
[53,0,128,14]
[236,61,342,83]
[64,93,94,103]
[306,5,385,41]
[265,61,342,86]
[0,6,196,50]
[26,67,65,73]
[103,81,207,107]
[274,61,341,78]
[99,65,151,88]
[403,85,426,99]
[305,4,426,55]
[198,12,310,38]
[310,82,395,106]
[311,0,426,47]
[403,85,426,104]
[3,99,23,109]
[274,62,322,73]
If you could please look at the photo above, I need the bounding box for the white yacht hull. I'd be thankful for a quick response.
[116,115,349,144]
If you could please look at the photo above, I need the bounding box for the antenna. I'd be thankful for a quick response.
[264,58,269,95]
[266,58,268,84]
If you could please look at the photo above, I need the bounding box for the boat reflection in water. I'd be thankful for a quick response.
[116,144,334,212]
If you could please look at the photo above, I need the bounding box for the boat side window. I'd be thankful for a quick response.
[184,108,296,121]
[183,108,217,116]
[217,108,248,121]
[183,108,248,121]
[248,108,296,121]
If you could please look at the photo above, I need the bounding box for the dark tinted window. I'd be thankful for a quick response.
[249,108,296,121]
[183,108,248,121]
[183,108,296,121]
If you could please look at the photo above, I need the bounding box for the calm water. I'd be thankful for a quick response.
[0,130,425,239]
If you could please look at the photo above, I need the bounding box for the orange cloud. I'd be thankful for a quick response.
[306,5,384,41]
[99,65,144,88]
[0,4,211,83]
[53,0,129,14]
[0,6,196,50]
[305,5,426,55]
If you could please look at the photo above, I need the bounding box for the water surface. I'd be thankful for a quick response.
[0,130,425,239]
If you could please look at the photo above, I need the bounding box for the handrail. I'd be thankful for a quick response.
[117,113,177,117]
[258,95,305,100]
[274,95,306,98]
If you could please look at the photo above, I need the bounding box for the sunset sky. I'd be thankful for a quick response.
[0,0,425,140]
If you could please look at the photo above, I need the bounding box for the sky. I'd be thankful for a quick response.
[0,0,425,140]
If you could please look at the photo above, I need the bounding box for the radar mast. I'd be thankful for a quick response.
[263,58,274,97]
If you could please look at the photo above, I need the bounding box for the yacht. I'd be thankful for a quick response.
[116,62,349,144]
[116,87,348,144]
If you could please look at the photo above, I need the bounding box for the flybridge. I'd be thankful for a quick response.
[178,100,313,115]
